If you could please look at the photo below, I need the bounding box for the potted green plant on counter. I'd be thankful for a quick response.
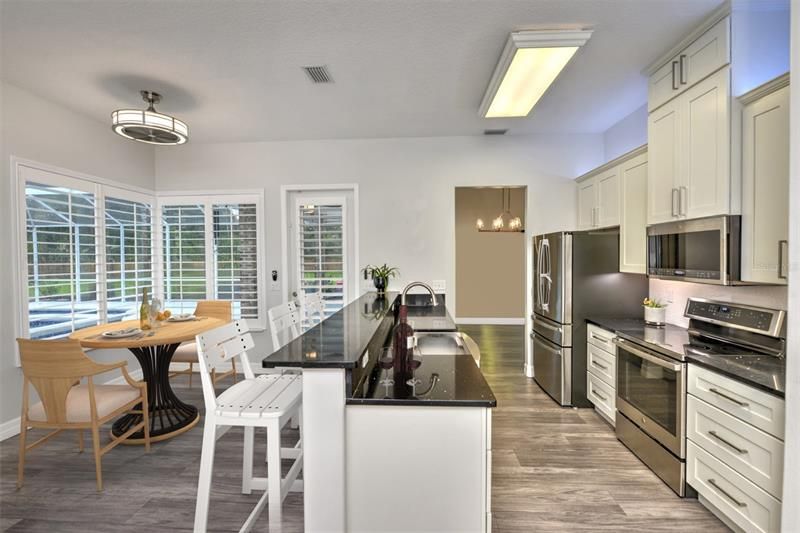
[643,297,668,326]
[362,264,399,297]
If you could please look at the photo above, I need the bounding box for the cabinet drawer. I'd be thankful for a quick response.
[688,365,784,440]
[586,324,615,353]
[587,372,615,422]
[687,395,784,498]
[587,342,615,387]
[687,441,781,533]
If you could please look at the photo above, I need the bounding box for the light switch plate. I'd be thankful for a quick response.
[270,281,280,291]
[431,279,446,293]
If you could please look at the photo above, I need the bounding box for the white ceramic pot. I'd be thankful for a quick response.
[644,306,666,326]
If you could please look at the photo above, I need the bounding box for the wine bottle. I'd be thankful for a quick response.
[140,288,151,330]
[392,304,415,377]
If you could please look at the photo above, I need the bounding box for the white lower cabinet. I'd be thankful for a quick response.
[586,324,616,426]
[687,364,784,532]
[687,442,781,533]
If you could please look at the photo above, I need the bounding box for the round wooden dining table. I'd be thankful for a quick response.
[70,317,224,444]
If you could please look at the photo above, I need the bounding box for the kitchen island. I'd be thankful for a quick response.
[263,291,495,532]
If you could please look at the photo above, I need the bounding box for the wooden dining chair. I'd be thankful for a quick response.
[171,300,235,388]
[16,338,150,491]
[193,320,303,533]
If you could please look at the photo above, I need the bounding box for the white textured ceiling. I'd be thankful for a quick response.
[1,0,723,143]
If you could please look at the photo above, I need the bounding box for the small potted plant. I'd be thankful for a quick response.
[643,297,668,326]
[362,264,399,297]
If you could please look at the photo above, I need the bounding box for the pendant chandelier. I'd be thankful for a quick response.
[476,187,523,232]
[111,90,188,145]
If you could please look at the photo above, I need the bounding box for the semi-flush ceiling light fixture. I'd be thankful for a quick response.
[479,29,592,118]
[476,188,523,233]
[111,90,188,145]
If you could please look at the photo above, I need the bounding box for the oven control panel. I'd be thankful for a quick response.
[685,299,784,336]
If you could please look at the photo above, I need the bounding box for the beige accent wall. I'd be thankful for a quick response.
[455,187,526,319]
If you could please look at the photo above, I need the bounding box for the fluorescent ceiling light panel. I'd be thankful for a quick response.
[480,30,592,118]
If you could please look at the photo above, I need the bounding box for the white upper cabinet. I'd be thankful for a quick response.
[647,65,730,225]
[619,152,648,274]
[577,179,597,230]
[741,78,790,285]
[576,169,619,230]
[648,17,730,112]
[681,67,730,219]
[596,168,621,228]
[647,99,681,224]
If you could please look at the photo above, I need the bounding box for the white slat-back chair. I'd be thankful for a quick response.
[294,290,325,331]
[267,301,302,352]
[193,320,303,533]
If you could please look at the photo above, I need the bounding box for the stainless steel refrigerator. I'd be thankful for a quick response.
[530,229,648,407]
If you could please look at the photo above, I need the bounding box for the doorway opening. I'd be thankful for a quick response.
[455,186,526,324]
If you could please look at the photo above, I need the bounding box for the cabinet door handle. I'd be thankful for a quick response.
[671,188,679,217]
[707,478,747,508]
[679,54,687,84]
[591,333,608,342]
[592,388,608,402]
[709,387,749,407]
[708,430,748,454]
[778,240,788,279]
[591,360,609,371]
[671,60,679,90]
[679,186,687,216]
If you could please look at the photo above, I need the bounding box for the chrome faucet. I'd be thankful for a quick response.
[401,281,438,307]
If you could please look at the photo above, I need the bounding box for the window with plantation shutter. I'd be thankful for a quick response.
[158,195,265,327]
[24,180,99,339]
[105,195,153,322]
[161,204,207,315]
[213,203,259,320]
[296,199,346,316]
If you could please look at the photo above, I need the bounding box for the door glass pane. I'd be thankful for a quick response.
[213,203,259,320]
[617,348,678,435]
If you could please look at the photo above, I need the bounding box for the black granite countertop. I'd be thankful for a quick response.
[585,317,785,397]
[347,353,497,407]
[262,292,458,369]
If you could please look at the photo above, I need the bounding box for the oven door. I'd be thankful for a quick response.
[614,337,686,458]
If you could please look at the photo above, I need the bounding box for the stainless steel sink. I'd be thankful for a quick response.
[412,332,480,366]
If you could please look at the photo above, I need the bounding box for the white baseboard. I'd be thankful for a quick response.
[1,368,145,442]
[456,317,526,325]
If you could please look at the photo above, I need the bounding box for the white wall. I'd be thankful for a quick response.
[602,104,648,162]
[0,81,155,431]
[780,2,799,528]
[155,133,604,355]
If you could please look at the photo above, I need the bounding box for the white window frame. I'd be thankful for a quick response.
[280,184,360,304]
[11,158,156,364]
[156,190,267,331]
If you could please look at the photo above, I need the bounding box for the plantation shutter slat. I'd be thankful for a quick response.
[162,204,207,314]
[296,203,345,317]
[213,203,259,320]
[105,196,153,323]
[25,181,99,339]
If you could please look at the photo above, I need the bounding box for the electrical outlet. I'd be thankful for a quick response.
[270,280,280,291]
[431,279,446,293]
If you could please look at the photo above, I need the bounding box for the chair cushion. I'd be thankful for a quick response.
[171,342,198,363]
[28,384,141,423]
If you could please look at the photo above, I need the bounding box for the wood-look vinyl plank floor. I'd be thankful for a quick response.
[0,325,727,532]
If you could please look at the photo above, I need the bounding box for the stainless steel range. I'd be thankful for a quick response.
[613,298,786,497]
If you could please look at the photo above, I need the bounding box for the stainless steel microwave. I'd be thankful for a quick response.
[647,215,741,285]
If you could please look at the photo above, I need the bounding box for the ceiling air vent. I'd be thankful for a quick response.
[303,65,333,83]
[483,129,508,135]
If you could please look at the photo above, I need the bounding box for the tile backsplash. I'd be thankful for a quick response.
[648,279,788,328]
